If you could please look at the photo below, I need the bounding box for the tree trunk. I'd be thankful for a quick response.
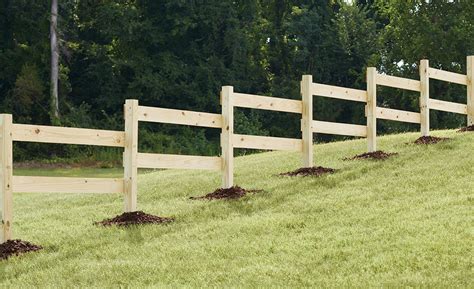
[50,0,59,122]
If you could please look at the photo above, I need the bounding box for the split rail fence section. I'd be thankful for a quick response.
[1,56,473,242]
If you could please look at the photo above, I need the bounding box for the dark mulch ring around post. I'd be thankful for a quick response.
[0,239,42,261]
[190,186,263,200]
[94,211,174,227]
[414,136,449,144]
[279,166,336,177]
[458,125,474,132]
[344,151,398,161]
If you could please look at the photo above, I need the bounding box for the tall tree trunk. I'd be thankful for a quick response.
[50,0,59,122]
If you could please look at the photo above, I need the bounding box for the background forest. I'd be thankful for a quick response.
[0,0,473,163]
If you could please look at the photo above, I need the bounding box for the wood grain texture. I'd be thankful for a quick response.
[420,59,430,136]
[467,56,474,125]
[428,99,467,115]
[376,107,421,124]
[312,83,367,103]
[301,75,313,166]
[12,124,125,147]
[233,134,302,152]
[221,86,234,188]
[138,106,222,128]
[124,99,138,212]
[366,68,377,152]
[232,93,302,114]
[1,114,13,242]
[376,73,421,92]
[428,67,468,86]
[13,176,123,194]
[312,120,367,137]
[137,153,222,170]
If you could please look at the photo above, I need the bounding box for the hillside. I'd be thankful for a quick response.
[1,130,473,287]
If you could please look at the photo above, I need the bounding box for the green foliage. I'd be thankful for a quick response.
[0,0,473,161]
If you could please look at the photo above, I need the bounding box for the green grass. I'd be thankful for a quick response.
[1,130,473,287]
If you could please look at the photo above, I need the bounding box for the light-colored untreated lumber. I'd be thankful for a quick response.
[137,106,222,128]
[301,75,313,166]
[420,59,430,136]
[233,134,302,152]
[312,83,367,103]
[137,153,222,170]
[12,176,123,194]
[428,99,467,115]
[366,68,377,152]
[428,67,468,86]
[221,86,234,188]
[124,99,138,212]
[232,93,303,114]
[312,120,367,137]
[468,56,474,125]
[11,124,125,147]
[376,107,421,124]
[1,114,13,242]
[375,73,421,92]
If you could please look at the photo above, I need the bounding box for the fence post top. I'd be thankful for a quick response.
[222,86,234,91]
[302,74,312,81]
[0,114,13,122]
[125,99,139,104]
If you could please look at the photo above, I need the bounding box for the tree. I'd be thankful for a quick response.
[50,0,59,122]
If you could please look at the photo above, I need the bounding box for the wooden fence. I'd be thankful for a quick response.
[0,115,126,242]
[1,56,473,243]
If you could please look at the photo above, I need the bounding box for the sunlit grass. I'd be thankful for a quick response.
[1,129,472,287]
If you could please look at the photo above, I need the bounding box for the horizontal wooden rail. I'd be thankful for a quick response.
[312,83,367,103]
[428,68,468,86]
[136,153,222,170]
[312,120,367,137]
[375,107,421,124]
[428,99,467,115]
[232,93,302,114]
[233,134,302,151]
[13,176,123,194]
[376,74,421,92]
[12,124,125,147]
[137,106,222,128]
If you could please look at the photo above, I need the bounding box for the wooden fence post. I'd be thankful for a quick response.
[221,86,234,188]
[301,75,313,167]
[420,59,430,136]
[0,114,13,243]
[366,68,377,152]
[124,100,138,212]
[467,56,474,126]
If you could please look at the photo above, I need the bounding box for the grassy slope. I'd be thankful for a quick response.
[1,130,472,287]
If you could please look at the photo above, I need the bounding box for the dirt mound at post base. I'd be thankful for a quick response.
[0,239,42,260]
[414,136,449,144]
[95,211,174,227]
[344,151,397,160]
[458,125,474,132]
[190,186,262,200]
[279,166,335,177]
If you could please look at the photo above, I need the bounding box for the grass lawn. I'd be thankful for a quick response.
[1,130,473,287]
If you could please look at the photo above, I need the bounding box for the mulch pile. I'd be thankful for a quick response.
[458,125,474,132]
[344,150,398,160]
[414,136,449,144]
[0,239,42,261]
[95,211,174,227]
[190,186,262,200]
[279,166,335,177]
